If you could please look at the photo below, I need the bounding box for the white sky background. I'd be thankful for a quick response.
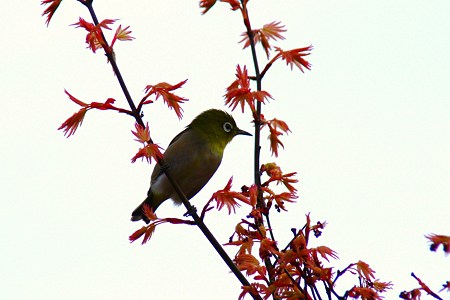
[1,0,449,299]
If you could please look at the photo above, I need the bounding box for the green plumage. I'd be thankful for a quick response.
[131,109,251,223]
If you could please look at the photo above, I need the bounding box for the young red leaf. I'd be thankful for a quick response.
[411,272,443,299]
[131,123,163,164]
[356,260,376,281]
[251,90,273,104]
[224,65,269,113]
[269,118,291,134]
[224,65,252,112]
[240,21,286,58]
[64,90,127,113]
[129,226,148,243]
[221,0,241,11]
[115,25,134,41]
[131,143,163,164]
[261,21,286,43]
[98,19,117,30]
[142,204,158,222]
[131,123,150,143]
[89,98,118,110]
[313,246,338,262]
[238,285,262,300]
[268,128,283,157]
[58,108,87,137]
[400,289,422,300]
[373,281,393,292]
[248,184,258,207]
[265,118,291,157]
[199,0,217,14]
[348,287,382,300]
[439,281,450,293]
[143,80,188,119]
[59,91,129,137]
[71,18,112,53]
[425,233,450,255]
[210,177,251,214]
[234,253,264,276]
[141,224,156,245]
[111,25,135,48]
[271,191,297,211]
[275,46,313,73]
[41,0,62,26]
[259,238,279,259]
[65,89,88,107]
[261,163,282,181]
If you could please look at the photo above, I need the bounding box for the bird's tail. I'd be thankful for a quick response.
[131,192,156,224]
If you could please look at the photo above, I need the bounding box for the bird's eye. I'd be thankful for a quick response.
[223,122,233,133]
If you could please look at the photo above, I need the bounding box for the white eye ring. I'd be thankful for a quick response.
[223,122,233,133]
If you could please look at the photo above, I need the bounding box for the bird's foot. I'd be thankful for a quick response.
[183,205,197,217]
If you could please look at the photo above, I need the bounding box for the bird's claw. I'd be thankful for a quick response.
[183,205,197,217]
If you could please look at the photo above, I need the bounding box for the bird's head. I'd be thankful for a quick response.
[189,109,251,151]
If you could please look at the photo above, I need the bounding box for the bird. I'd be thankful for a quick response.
[131,109,251,223]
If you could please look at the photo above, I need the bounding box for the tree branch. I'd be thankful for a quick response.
[79,2,262,299]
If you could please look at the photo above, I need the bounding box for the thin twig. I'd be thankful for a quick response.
[239,2,279,298]
[411,272,443,300]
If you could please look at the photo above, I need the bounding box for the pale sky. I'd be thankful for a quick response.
[1,0,449,299]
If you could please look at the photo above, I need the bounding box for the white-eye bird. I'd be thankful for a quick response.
[131,109,251,223]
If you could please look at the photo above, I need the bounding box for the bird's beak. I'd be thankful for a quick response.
[237,128,252,136]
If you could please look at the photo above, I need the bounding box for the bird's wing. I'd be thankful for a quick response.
[168,127,189,146]
[150,127,190,183]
